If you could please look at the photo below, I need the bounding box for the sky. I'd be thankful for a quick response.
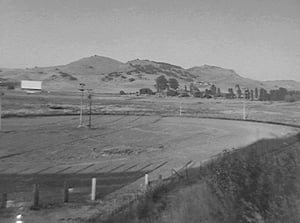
[0,0,300,81]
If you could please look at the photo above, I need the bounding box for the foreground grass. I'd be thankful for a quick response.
[97,133,300,223]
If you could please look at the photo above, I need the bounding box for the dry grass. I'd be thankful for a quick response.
[100,133,300,223]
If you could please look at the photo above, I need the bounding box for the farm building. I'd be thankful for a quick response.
[21,80,42,93]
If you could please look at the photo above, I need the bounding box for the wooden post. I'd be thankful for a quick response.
[144,174,149,190]
[32,184,39,209]
[63,182,69,203]
[91,178,96,201]
[1,193,7,208]
[158,174,162,181]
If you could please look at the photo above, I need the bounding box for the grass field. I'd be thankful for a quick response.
[2,91,300,126]
[0,113,298,222]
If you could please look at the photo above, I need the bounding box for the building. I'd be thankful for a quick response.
[21,80,42,93]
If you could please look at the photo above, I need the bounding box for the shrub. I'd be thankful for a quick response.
[285,95,296,102]
[166,89,178,96]
[120,90,126,95]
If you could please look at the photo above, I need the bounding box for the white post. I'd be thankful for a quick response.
[91,178,96,201]
[144,174,149,190]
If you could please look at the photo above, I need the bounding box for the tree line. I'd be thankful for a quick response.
[152,75,299,101]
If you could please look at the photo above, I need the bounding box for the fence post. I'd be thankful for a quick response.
[63,181,69,203]
[158,174,162,181]
[1,193,7,208]
[144,174,149,190]
[91,178,96,201]
[32,184,39,209]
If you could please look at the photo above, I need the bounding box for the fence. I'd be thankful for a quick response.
[0,171,145,210]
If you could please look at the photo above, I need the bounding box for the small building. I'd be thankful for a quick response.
[21,80,42,93]
[139,88,153,95]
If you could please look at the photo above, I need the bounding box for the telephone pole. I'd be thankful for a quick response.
[0,92,2,131]
[78,83,85,127]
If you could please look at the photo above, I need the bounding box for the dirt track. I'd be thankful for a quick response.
[0,115,298,222]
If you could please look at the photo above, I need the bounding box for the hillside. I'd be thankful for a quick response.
[263,80,300,91]
[188,65,265,90]
[0,56,299,93]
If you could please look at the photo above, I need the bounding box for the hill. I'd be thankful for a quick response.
[188,65,265,91]
[0,56,299,93]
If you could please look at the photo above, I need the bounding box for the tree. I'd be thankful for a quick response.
[235,84,242,98]
[255,88,258,99]
[217,88,221,97]
[228,88,234,97]
[259,88,269,101]
[278,87,288,100]
[190,83,200,96]
[270,87,288,101]
[155,75,168,92]
[250,89,254,101]
[168,78,179,90]
[244,89,250,99]
[210,84,217,96]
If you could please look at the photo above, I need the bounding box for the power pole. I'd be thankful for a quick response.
[78,83,85,128]
[87,90,93,128]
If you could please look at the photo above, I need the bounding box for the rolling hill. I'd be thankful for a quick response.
[0,55,299,93]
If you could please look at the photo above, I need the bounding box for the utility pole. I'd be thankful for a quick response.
[78,83,85,128]
[87,89,93,128]
[0,92,2,131]
[0,89,4,131]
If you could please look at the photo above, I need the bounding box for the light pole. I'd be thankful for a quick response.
[78,83,85,127]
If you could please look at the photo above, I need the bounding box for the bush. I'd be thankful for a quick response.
[285,95,296,102]
[120,90,126,95]
[166,89,178,96]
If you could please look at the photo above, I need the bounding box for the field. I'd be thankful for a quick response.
[0,92,299,222]
[2,91,300,126]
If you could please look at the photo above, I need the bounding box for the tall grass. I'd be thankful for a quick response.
[94,133,300,223]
